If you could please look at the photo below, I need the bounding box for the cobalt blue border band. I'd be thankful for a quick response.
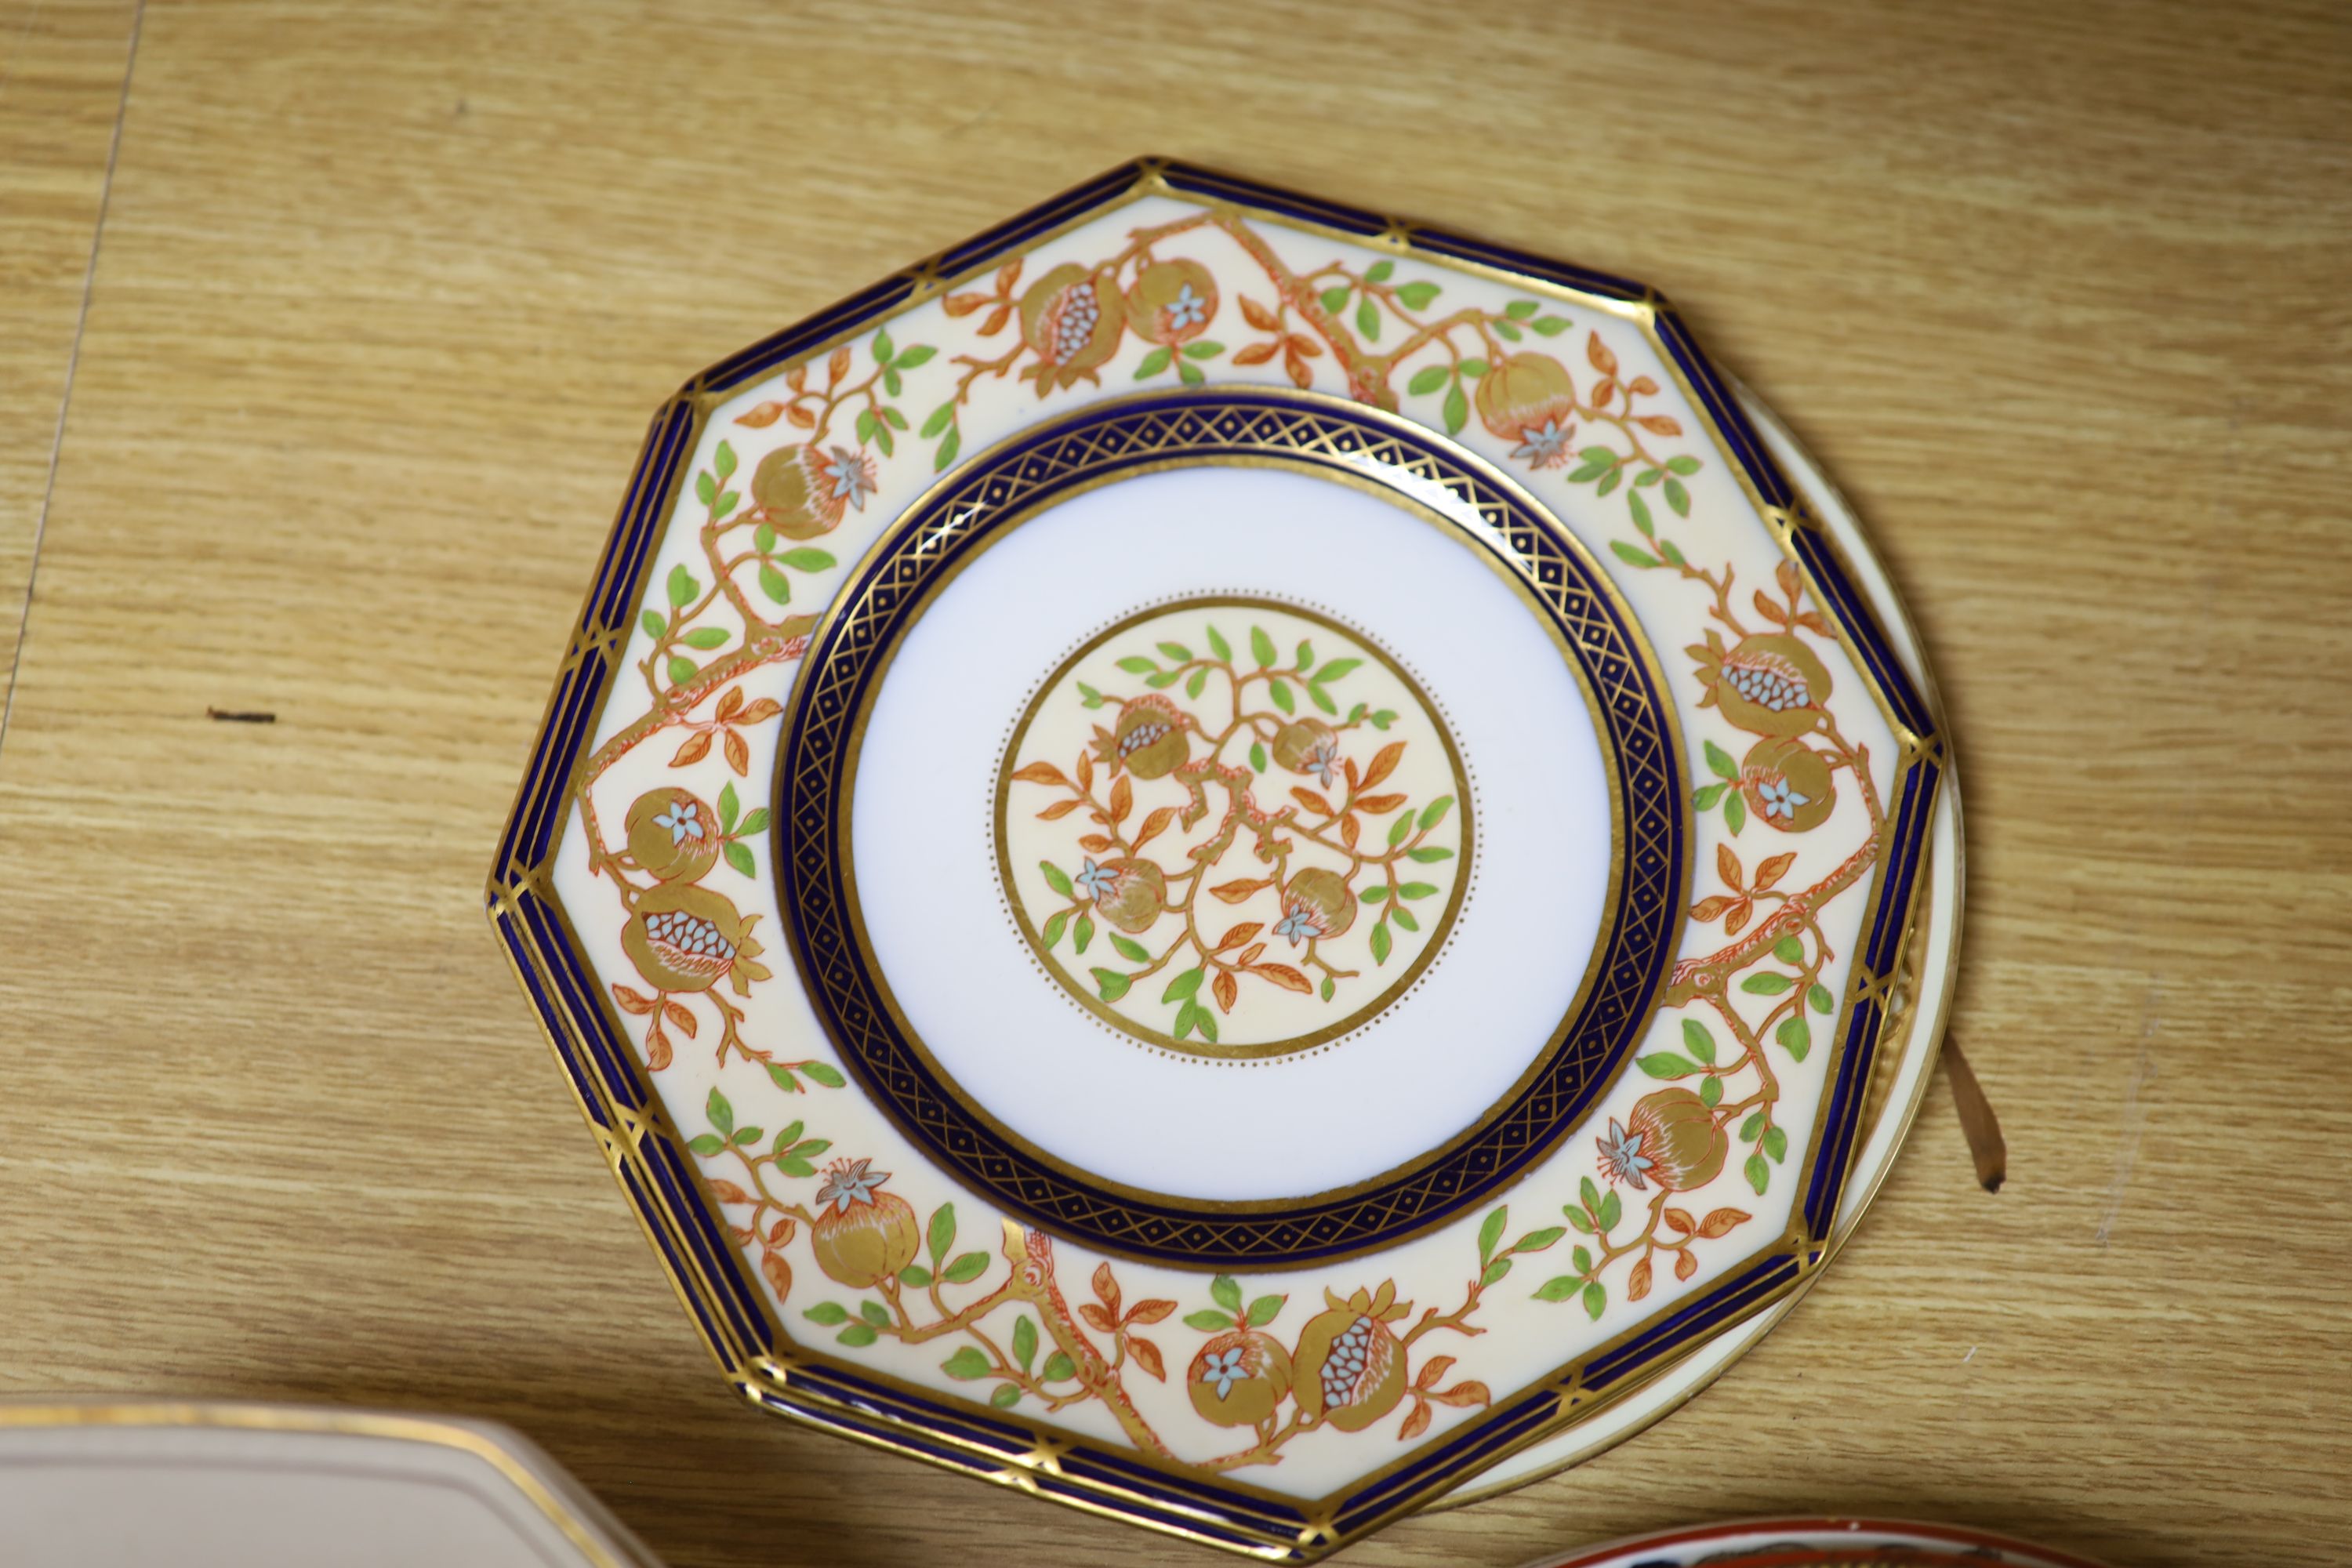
[772,388,1688,1270]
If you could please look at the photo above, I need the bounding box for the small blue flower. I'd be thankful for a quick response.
[1595,1117,1653,1190]
[1075,858,1119,902]
[1165,282,1209,332]
[1273,908,1326,946]
[1512,418,1574,468]
[1199,1345,1247,1399]
[1757,779,1811,822]
[822,445,876,509]
[652,800,702,847]
[1302,738,1341,788]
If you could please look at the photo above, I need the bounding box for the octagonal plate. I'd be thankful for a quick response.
[488,160,1951,1559]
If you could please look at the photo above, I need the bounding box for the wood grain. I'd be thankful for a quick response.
[1,2,2346,1566]
[0,0,136,709]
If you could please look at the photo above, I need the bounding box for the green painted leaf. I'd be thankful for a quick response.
[681,626,729,650]
[927,1203,956,1265]
[1407,846,1454,862]
[1388,813,1414,847]
[804,1302,850,1325]
[1533,1276,1583,1302]
[1700,1074,1723,1107]
[766,1064,800,1094]
[1144,670,1183,688]
[1012,1314,1037,1370]
[1503,299,1539,321]
[941,1347,991,1380]
[1563,1207,1594,1234]
[1480,1258,1512,1287]
[1319,286,1352,314]
[1407,365,1451,396]
[1704,739,1739,781]
[802,1062,845,1088]
[1777,1016,1811,1061]
[1246,1294,1284,1327]
[1363,260,1395,283]
[872,328,895,365]
[855,407,877,444]
[1598,1189,1622,1231]
[777,548,836,572]
[1397,881,1438,900]
[1581,1176,1602,1214]
[667,564,698,608]
[1809,983,1835,1014]
[1073,913,1094,954]
[1478,1205,1508,1265]
[759,563,791,604]
[1418,794,1454,829]
[666,654,696,688]
[1442,382,1468,435]
[1163,967,1204,1004]
[1039,860,1074,897]
[1356,299,1381,340]
[1093,967,1132,1002]
[1741,972,1795,995]
[1763,1124,1790,1163]
[1269,678,1294,714]
[1774,935,1805,963]
[859,1300,891,1327]
[695,470,717,507]
[1041,910,1067,951]
[640,610,666,639]
[723,840,756,877]
[1532,315,1571,336]
[1319,977,1334,1000]
[1454,356,1487,378]
[1682,1018,1717,1064]
[1156,641,1192,663]
[1582,1281,1606,1320]
[1664,476,1691,517]
[706,1088,734,1138]
[1745,1153,1770,1194]
[1133,346,1173,379]
[731,1125,760,1147]
[989,1384,1022,1410]
[1185,1308,1231,1331]
[1210,1274,1243,1312]
[1183,339,1224,359]
[933,426,960,470]
[1494,318,1523,342]
[1370,922,1392,964]
[942,1250,990,1284]
[1389,904,1419,932]
[1249,626,1276,668]
[1194,1006,1218,1044]
[895,345,936,368]
[1109,934,1148,963]
[1395,280,1440,310]
[1725,791,1747,835]
[837,1323,878,1348]
[1609,541,1660,568]
[1667,455,1702,475]
[1205,624,1232,662]
[1628,490,1655,536]
[1306,681,1338,714]
[1249,742,1268,772]
[686,1134,724,1156]
[1693,782,1727,810]
[1041,1352,1076,1382]
[1637,1052,1697,1079]
[920,401,956,438]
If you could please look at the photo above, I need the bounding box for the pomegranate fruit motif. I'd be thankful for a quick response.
[1018,263,1123,392]
[1103,695,1189,780]
[1595,1088,1729,1193]
[1187,1329,1293,1428]
[1292,1283,1410,1432]
[624,786,719,881]
[1273,866,1355,946]
[1075,855,1167,935]
[750,441,877,540]
[1740,735,1835,832]
[1270,717,1340,785]
[1123,259,1218,346]
[1693,630,1833,737]
[622,884,771,996]
[1474,353,1580,467]
[808,1158,920,1289]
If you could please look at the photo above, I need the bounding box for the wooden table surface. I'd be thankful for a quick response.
[3,2,2346,1564]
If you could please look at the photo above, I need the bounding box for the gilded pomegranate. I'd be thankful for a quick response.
[1595,1088,1728,1193]
[1272,866,1354,946]
[750,441,877,540]
[1693,632,1832,737]
[1270,718,1339,786]
[621,884,771,996]
[1474,353,1579,467]
[808,1159,920,1289]
[1019,263,1123,390]
[1123,260,1218,346]
[624,787,720,882]
[1292,1283,1410,1432]
[1109,695,1188,780]
[1080,856,1165,935]
[1187,1329,1293,1428]
[1740,735,1835,832]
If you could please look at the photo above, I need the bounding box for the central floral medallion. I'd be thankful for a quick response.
[996,596,1472,1059]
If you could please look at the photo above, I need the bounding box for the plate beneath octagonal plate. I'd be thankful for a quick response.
[490,160,1954,1559]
